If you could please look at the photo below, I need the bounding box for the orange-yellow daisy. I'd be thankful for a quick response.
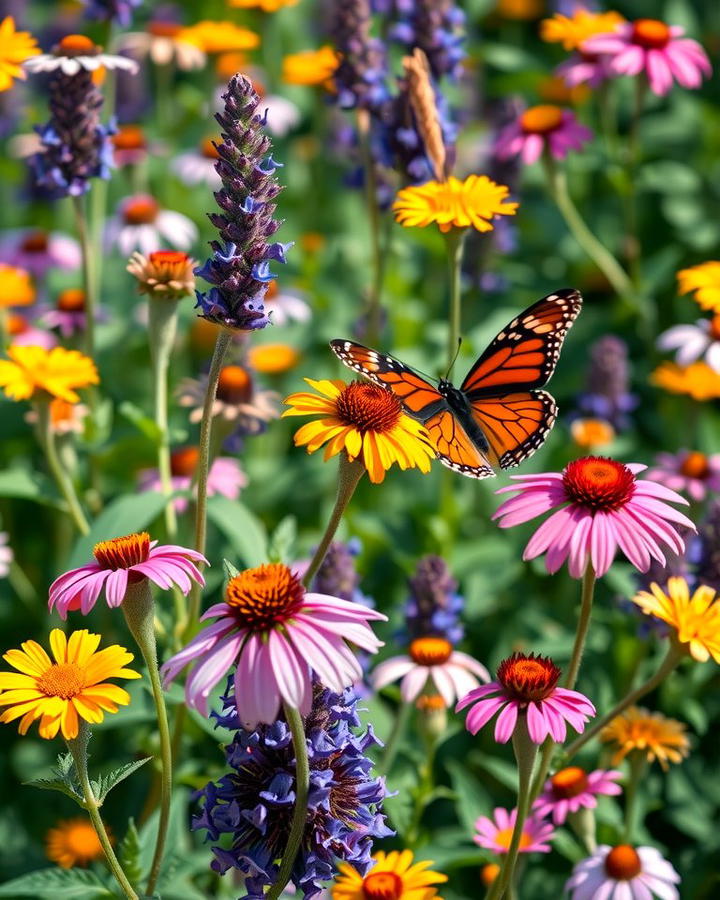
[46,818,106,868]
[540,8,626,52]
[570,418,615,449]
[282,46,339,87]
[176,21,260,54]
[230,0,299,10]
[0,345,99,402]
[332,849,447,900]
[677,261,720,313]
[496,0,544,21]
[600,706,689,771]
[393,175,518,234]
[651,361,720,401]
[632,577,720,664]
[283,378,435,483]
[248,343,300,374]
[0,263,35,308]
[0,16,40,92]
[0,629,140,740]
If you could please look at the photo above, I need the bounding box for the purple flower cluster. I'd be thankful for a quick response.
[576,335,637,430]
[311,538,372,606]
[29,69,115,198]
[403,554,465,644]
[691,499,720,592]
[194,75,290,331]
[390,0,466,80]
[195,681,391,897]
[81,0,141,26]
[329,0,389,110]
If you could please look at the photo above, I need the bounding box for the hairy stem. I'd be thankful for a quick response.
[72,195,97,359]
[445,228,466,378]
[36,399,90,535]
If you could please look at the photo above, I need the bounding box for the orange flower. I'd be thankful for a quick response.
[0,16,40,92]
[651,361,720,401]
[0,345,98,402]
[248,343,300,374]
[0,263,34,308]
[46,819,106,868]
[177,21,259,54]
[600,706,689,770]
[677,261,720,313]
[282,46,338,87]
[540,9,626,51]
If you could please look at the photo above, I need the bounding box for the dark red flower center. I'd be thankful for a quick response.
[680,451,709,480]
[123,197,159,225]
[562,456,635,510]
[362,871,403,900]
[93,532,150,570]
[335,381,402,434]
[632,19,671,50]
[112,125,147,152]
[170,446,200,477]
[20,231,48,253]
[225,563,304,630]
[148,21,182,37]
[56,289,85,312]
[409,636,453,667]
[217,365,253,404]
[551,766,589,799]
[604,845,642,880]
[520,104,564,134]
[496,652,561,702]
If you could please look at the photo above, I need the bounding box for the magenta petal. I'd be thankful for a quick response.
[456,681,501,711]
[285,620,356,692]
[161,619,237,685]
[104,568,129,608]
[80,572,109,615]
[268,628,311,712]
[465,696,506,735]
[494,701,518,743]
[526,701,550,743]
[185,633,244,716]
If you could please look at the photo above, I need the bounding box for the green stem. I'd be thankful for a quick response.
[301,455,365,589]
[122,581,173,897]
[564,645,683,761]
[265,703,310,900]
[357,108,385,345]
[0,307,7,350]
[35,399,90,535]
[377,700,412,778]
[67,725,138,900]
[625,76,648,287]
[445,229,466,378]
[623,753,647,842]
[72,195,97,359]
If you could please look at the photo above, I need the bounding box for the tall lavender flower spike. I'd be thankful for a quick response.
[576,335,637,431]
[194,75,290,331]
[390,0,466,80]
[82,0,142,27]
[329,0,389,109]
[404,554,464,644]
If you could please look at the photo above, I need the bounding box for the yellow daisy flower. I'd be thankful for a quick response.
[650,361,720,401]
[632,577,720,664]
[282,46,339,87]
[332,849,447,900]
[0,263,35,308]
[176,21,260,55]
[0,345,99,402]
[540,9,626,52]
[677,261,720,313]
[248,343,300,374]
[393,175,518,234]
[0,16,40,92]
[600,706,689,771]
[283,378,435,483]
[46,818,106,868]
[0,629,140,740]
[229,0,299,10]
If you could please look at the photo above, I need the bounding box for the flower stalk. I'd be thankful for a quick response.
[357,108,385,345]
[445,228,466,378]
[72,195,98,359]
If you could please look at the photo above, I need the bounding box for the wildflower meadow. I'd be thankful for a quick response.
[1,1,720,898]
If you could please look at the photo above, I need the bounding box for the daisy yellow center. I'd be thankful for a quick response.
[112,126,147,151]
[36,663,84,699]
[217,365,253,403]
[632,19,671,50]
[123,197,160,225]
[562,456,635,510]
[520,105,564,134]
[416,693,446,711]
[148,21,182,37]
[605,845,642,880]
[551,766,589,799]
[496,652,561,702]
[170,446,200,477]
[362,871,403,900]
[495,827,532,851]
[57,34,99,56]
[93,532,150,569]
[409,636,453,667]
[225,563,304,630]
[335,381,402,434]
[56,289,86,312]
[680,451,709,479]
[20,231,48,253]
[201,138,220,159]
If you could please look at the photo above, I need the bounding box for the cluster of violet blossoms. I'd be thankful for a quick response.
[81,0,141,27]
[402,554,464,645]
[194,74,291,331]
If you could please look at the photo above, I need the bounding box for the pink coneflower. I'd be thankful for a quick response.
[171,139,222,189]
[161,562,386,725]
[533,766,623,825]
[48,532,206,619]
[6,313,57,349]
[138,447,247,513]
[372,636,490,707]
[646,450,720,503]
[556,52,615,89]
[566,844,680,900]
[104,195,197,256]
[657,316,720,373]
[475,808,554,855]
[493,457,694,578]
[39,289,107,338]
[495,104,593,165]
[0,229,81,278]
[583,19,711,97]
[177,364,279,432]
[456,652,595,744]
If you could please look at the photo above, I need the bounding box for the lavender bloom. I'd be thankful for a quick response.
[329,0,389,109]
[403,555,465,645]
[390,0,466,81]
[82,0,142,26]
[195,681,392,897]
[576,336,637,431]
[195,75,290,331]
[28,69,116,199]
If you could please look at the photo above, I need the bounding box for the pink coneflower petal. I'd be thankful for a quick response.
[186,633,245,716]
[104,569,129,608]
[372,657,414,689]
[160,619,237,684]
[268,628,311,713]
[465,695,506,734]
[401,666,431,702]
[286,620,356,692]
[494,701,519,743]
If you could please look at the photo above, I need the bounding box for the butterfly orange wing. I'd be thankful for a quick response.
[423,409,495,479]
[468,391,557,469]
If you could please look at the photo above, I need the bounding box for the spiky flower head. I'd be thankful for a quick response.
[81,0,142,27]
[329,0,388,109]
[390,0,466,80]
[577,335,637,430]
[404,554,464,644]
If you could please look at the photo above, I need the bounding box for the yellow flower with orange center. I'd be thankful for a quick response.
[393,175,518,234]
[651,361,720,401]
[677,261,720,313]
[600,706,689,770]
[176,21,260,54]
[282,46,339,87]
[540,8,626,51]
[283,378,435,483]
[0,629,140,740]
[248,343,300,374]
[332,849,447,900]
[0,263,35,308]
[229,0,299,10]
[46,818,106,868]
[632,577,720,664]
[0,16,40,92]
[0,345,99,402]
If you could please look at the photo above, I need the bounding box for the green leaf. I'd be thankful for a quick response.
[223,558,240,581]
[446,759,492,833]
[0,468,63,508]
[92,757,152,803]
[0,868,114,898]
[206,494,268,567]
[23,753,82,805]
[119,818,144,888]
[267,515,297,564]
[118,401,163,445]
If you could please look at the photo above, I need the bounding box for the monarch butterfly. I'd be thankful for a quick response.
[330,288,582,479]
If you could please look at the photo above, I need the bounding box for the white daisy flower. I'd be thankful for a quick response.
[171,139,221,189]
[104,194,198,256]
[24,34,138,76]
[657,316,720,373]
[118,22,206,71]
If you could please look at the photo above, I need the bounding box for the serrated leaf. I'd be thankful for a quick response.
[119,818,144,887]
[24,752,82,804]
[0,867,114,898]
[223,558,240,581]
[206,494,268,567]
[267,515,297,563]
[93,757,152,802]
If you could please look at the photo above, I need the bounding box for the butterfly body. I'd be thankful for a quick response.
[331,289,582,479]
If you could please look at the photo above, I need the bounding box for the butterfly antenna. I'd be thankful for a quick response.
[443,337,462,381]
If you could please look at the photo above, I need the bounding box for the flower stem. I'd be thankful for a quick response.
[148,297,179,539]
[624,76,648,287]
[564,645,683,761]
[445,228,466,378]
[623,753,647,842]
[72,194,97,359]
[266,703,310,900]
[35,399,90,535]
[67,724,138,900]
[301,455,365,589]
[122,581,173,898]
[357,108,385,345]
[377,700,412,777]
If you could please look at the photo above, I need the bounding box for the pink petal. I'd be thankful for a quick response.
[371,657,415,689]
[286,619,360,690]
[185,633,244,716]
[611,45,646,77]
[104,568,129,608]
[646,49,674,95]
[430,665,457,706]
[161,619,237,685]
[465,696,506,734]
[268,628,311,712]
[494,701,518,743]
[400,666,430,702]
